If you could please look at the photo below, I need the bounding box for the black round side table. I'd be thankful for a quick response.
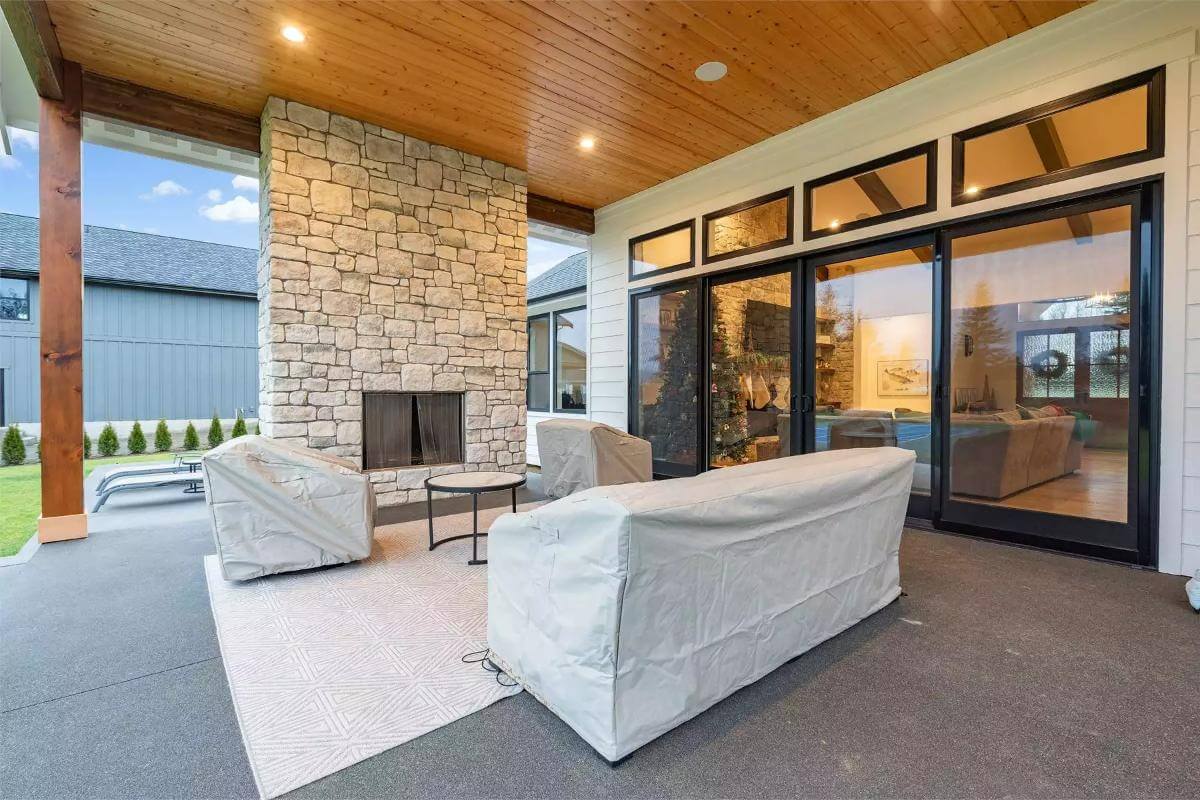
[425,471,526,565]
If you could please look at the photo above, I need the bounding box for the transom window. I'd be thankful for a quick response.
[804,143,936,239]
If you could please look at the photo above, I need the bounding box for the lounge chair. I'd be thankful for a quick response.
[94,454,202,493]
[91,471,205,512]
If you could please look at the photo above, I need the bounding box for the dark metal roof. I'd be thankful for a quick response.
[527,251,586,303]
[0,212,257,295]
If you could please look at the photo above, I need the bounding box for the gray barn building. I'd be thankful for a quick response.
[0,213,258,426]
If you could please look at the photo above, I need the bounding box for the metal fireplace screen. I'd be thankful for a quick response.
[362,392,463,469]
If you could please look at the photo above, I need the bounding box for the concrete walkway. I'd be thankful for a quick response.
[2,471,1197,799]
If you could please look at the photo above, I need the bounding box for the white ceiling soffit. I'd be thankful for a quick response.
[529,219,590,248]
[0,14,38,154]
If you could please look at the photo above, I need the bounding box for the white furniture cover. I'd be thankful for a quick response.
[488,447,915,761]
[203,436,376,581]
[536,418,653,499]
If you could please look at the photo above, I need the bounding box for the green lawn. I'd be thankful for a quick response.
[0,453,180,557]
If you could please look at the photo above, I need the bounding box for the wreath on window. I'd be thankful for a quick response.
[1029,349,1070,380]
[1094,343,1129,378]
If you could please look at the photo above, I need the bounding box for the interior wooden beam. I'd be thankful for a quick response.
[0,0,64,100]
[528,194,595,235]
[853,172,903,215]
[82,72,261,155]
[1027,118,1092,241]
[38,59,86,542]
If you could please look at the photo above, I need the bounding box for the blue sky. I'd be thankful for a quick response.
[1,126,582,273]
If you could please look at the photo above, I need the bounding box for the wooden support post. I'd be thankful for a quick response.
[37,60,86,543]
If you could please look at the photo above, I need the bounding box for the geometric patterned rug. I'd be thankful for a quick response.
[204,503,535,798]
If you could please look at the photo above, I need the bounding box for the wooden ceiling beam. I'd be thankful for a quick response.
[1,0,64,99]
[528,194,595,236]
[1027,117,1092,241]
[81,72,261,155]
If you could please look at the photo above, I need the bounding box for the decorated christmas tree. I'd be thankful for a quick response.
[708,294,749,466]
[643,290,699,465]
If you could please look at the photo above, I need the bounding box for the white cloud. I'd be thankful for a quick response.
[8,128,38,150]
[141,179,190,200]
[0,154,19,171]
[200,195,257,223]
[205,188,223,202]
[231,175,259,193]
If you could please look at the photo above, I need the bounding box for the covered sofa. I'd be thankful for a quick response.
[535,418,653,499]
[488,446,915,761]
[202,436,376,581]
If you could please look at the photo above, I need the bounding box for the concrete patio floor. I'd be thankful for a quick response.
[1,469,1197,799]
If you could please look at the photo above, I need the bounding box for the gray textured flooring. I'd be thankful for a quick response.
[2,470,1197,800]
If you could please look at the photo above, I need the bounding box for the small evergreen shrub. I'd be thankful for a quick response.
[84,432,92,460]
[97,423,119,457]
[183,422,200,451]
[154,419,172,452]
[207,413,224,449]
[254,421,261,435]
[3,425,26,465]
[127,421,147,455]
[231,412,248,439]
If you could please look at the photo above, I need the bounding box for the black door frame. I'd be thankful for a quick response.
[802,231,939,520]
[624,177,1161,567]
[934,182,1160,565]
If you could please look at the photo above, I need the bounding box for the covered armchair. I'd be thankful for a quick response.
[536,419,653,499]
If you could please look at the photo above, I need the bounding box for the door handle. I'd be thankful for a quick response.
[799,395,814,413]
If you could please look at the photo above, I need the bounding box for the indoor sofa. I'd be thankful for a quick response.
[949,412,1081,499]
[487,447,915,762]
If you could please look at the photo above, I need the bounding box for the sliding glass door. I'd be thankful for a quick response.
[940,190,1148,559]
[805,236,935,515]
[630,282,702,476]
[707,266,795,468]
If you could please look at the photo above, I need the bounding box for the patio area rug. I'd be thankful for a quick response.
[204,503,537,798]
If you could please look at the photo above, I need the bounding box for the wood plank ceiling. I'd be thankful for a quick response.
[45,0,1087,209]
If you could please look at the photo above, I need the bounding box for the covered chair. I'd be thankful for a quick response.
[202,436,376,581]
[536,419,653,499]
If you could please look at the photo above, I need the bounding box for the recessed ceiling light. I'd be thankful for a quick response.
[579,136,596,150]
[829,219,840,230]
[695,61,728,82]
[964,185,980,196]
[281,25,305,43]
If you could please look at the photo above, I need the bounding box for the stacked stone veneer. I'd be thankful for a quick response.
[257,98,527,506]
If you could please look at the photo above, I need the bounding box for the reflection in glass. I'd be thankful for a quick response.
[631,224,692,276]
[706,192,790,259]
[527,316,550,410]
[960,84,1149,198]
[709,272,792,468]
[814,248,933,495]
[555,308,587,412]
[635,289,698,474]
[809,151,929,235]
[949,206,1132,524]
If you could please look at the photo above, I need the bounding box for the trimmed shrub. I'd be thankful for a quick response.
[127,421,147,455]
[154,419,172,452]
[84,432,92,460]
[97,423,119,458]
[207,413,224,449]
[183,422,200,451]
[3,425,26,465]
[231,412,248,439]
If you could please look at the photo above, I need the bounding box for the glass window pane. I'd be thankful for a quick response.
[528,317,549,372]
[705,192,790,259]
[527,372,550,410]
[555,308,587,412]
[635,289,698,473]
[709,271,791,468]
[960,84,1150,198]
[949,205,1132,524]
[631,224,692,276]
[809,151,930,235]
[0,277,29,321]
[814,246,933,497]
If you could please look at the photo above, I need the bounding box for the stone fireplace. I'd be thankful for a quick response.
[257,98,528,506]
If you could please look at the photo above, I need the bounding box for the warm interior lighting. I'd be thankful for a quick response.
[579,136,596,150]
[964,185,980,196]
[695,61,728,82]
[281,25,305,43]
[828,219,840,230]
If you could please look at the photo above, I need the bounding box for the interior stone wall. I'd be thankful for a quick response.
[257,98,527,506]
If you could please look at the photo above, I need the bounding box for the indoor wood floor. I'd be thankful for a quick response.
[955,448,1128,522]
